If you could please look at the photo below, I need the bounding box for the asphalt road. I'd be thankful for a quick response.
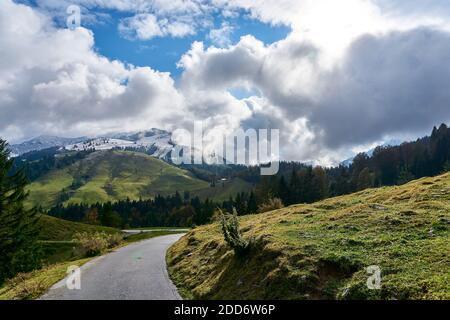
[41,234,184,300]
[122,229,190,234]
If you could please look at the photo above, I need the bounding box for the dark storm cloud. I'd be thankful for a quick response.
[310,28,450,147]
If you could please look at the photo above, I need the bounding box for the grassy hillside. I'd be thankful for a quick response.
[26,150,209,209]
[167,173,450,300]
[36,214,121,265]
[37,214,119,241]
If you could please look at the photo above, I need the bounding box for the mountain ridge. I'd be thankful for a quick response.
[10,129,176,160]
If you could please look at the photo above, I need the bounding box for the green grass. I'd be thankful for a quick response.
[39,241,79,265]
[26,171,74,209]
[37,214,120,241]
[35,214,121,265]
[0,258,93,300]
[167,173,450,300]
[26,150,209,209]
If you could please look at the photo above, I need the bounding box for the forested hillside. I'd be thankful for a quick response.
[223,124,450,214]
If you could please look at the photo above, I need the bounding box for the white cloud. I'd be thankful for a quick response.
[5,0,450,165]
[177,22,450,163]
[31,0,214,40]
[119,14,163,40]
[0,0,184,142]
[208,22,234,47]
[118,13,198,40]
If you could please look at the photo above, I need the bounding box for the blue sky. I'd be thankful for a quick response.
[19,0,290,76]
[90,13,290,76]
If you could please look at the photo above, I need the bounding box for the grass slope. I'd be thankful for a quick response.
[27,150,209,209]
[36,214,121,265]
[167,173,450,300]
[37,214,119,241]
[0,258,93,300]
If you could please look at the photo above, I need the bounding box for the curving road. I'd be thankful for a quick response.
[41,234,184,300]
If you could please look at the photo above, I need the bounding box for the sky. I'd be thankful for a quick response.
[1,0,450,165]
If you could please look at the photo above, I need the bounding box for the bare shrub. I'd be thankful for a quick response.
[219,208,250,257]
[73,232,109,257]
[107,233,123,248]
[257,198,284,213]
[6,272,46,300]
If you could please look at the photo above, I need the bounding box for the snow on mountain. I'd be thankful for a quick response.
[11,129,177,160]
[65,138,136,151]
[65,129,175,159]
[9,135,86,156]
[11,129,237,164]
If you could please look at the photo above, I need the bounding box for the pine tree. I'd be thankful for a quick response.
[83,207,99,225]
[277,176,290,205]
[397,167,415,185]
[297,167,313,203]
[100,203,122,228]
[311,166,328,201]
[357,167,373,191]
[247,192,258,214]
[289,168,301,204]
[443,161,450,173]
[0,139,41,284]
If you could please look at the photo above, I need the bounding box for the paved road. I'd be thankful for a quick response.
[122,229,190,234]
[41,234,184,300]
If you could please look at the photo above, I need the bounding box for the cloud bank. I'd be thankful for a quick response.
[3,0,450,165]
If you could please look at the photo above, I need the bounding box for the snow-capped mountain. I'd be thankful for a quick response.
[65,129,175,159]
[10,129,176,160]
[9,135,87,156]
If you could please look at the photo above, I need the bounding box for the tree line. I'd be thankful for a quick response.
[10,148,93,182]
[214,124,450,214]
[47,192,216,228]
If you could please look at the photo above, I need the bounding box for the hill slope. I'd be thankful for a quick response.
[26,150,209,209]
[35,214,121,265]
[37,214,119,241]
[167,173,450,300]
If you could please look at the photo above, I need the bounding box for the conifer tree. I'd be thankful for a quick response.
[247,192,258,214]
[0,139,41,284]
